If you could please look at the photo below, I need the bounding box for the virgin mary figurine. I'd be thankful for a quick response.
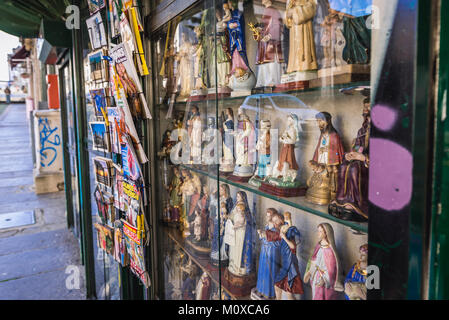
[304,223,343,300]
[220,108,235,173]
[225,191,255,277]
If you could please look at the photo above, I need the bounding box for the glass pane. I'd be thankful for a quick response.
[153,0,372,300]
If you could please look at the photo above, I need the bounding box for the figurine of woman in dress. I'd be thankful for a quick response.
[255,208,282,299]
[225,191,255,276]
[250,119,271,187]
[221,108,235,173]
[187,106,202,164]
[274,212,304,300]
[232,108,256,178]
[180,170,201,236]
[210,184,234,266]
[176,33,195,98]
[304,223,343,300]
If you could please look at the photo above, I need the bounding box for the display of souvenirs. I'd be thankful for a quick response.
[304,223,343,300]
[94,223,115,256]
[344,244,368,300]
[86,12,107,50]
[306,112,345,205]
[329,98,370,222]
[93,156,113,187]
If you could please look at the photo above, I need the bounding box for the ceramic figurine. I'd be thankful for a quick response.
[304,223,343,300]
[192,25,208,97]
[169,246,187,299]
[227,0,256,96]
[274,212,303,300]
[249,119,271,187]
[210,184,233,266]
[282,0,318,83]
[220,108,235,173]
[253,208,282,300]
[180,259,199,300]
[344,244,368,300]
[180,170,202,237]
[195,272,212,300]
[176,33,195,99]
[320,10,347,69]
[329,98,370,221]
[305,112,345,205]
[224,191,256,296]
[186,106,202,164]
[166,166,182,223]
[251,0,284,88]
[230,108,256,182]
[261,114,305,197]
[208,6,232,96]
[187,183,212,253]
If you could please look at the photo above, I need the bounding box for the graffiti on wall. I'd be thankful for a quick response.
[39,117,61,168]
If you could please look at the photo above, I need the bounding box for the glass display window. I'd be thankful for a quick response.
[151,0,373,300]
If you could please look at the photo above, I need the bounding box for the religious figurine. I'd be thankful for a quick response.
[157,129,176,160]
[280,0,318,87]
[329,98,370,221]
[176,33,195,99]
[160,43,177,99]
[252,208,282,300]
[195,272,212,300]
[249,119,271,187]
[191,25,208,97]
[166,166,182,224]
[274,212,304,300]
[220,108,235,174]
[186,106,202,164]
[230,108,256,182]
[304,223,343,300]
[187,184,211,254]
[180,259,199,300]
[208,6,232,96]
[180,170,202,237]
[227,0,256,96]
[320,10,347,69]
[210,184,233,266]
[344,244,368,300]
[305,112,345,205]
[250,0,284,88]
[261,114,305,197]
[168,246,187,299]
[224,191,256,296]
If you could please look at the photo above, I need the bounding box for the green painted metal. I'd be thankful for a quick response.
[429,0,449,300]
[407,0,435,300]
[72,0,97,299]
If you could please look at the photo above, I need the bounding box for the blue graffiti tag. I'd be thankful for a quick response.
[39,118,61,168]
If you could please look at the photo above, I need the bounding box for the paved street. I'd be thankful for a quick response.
[0,103,85,300]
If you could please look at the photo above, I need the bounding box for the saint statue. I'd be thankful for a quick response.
[274,212,304,300]
[192,25,208,94]
[231,108,256,180]
[180,170,201,237]
[249,119,271,187]
[252,0,285,88]
[210,184,233,266]
[306,112,345,205]
[329,98,370,221]
[167,166,182,223]
[284,0,318,75]
[220,108,235,173]
[254,208,282,299]
[304,223,343,300]
[344,244,368,300]
[195,272,212,300]
[176,33,195,98]
[225,191,255,277]
[186,106,202,164]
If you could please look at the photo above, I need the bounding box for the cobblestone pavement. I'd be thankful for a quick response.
[0,104,86,300]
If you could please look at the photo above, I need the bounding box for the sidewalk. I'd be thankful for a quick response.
[0,104,86,300]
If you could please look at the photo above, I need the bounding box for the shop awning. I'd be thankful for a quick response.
[8,46,30,68]
[0,0,71,38]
